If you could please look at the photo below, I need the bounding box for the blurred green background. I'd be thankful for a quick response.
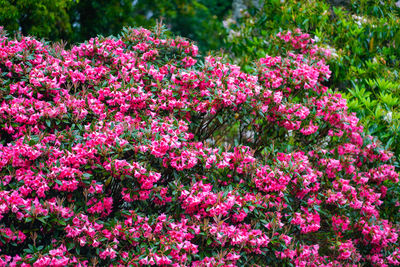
[0,0,232,51]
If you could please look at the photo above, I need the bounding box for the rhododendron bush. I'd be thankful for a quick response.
[0,26,399,266]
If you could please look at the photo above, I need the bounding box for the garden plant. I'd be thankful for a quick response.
[0,24,399,266]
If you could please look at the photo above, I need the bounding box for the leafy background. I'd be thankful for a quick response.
[0,0,232,52]
[222,0,400,158]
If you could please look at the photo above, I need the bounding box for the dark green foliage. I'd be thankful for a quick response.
[68,0,139,43]
[0,0,73,40]
[0,0,232,51]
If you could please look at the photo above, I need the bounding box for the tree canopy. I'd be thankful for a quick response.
[0,0,232,51]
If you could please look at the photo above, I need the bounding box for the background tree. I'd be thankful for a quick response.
[0,0,74,40]
[0,0,233,51]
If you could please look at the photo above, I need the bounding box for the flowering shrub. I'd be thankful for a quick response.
[0,26,399,266]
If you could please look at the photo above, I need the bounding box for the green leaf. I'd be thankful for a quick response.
[82,173,92,178]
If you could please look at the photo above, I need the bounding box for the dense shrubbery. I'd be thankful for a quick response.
[223,0,400,156]
[0,25,399,266]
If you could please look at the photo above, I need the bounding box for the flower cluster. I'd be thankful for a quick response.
[0,26,399,266]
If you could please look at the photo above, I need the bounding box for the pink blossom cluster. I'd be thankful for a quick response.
[0,26,399,266]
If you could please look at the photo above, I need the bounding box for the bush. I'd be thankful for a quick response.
[223,0,400,157]
[0,25,399,266]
